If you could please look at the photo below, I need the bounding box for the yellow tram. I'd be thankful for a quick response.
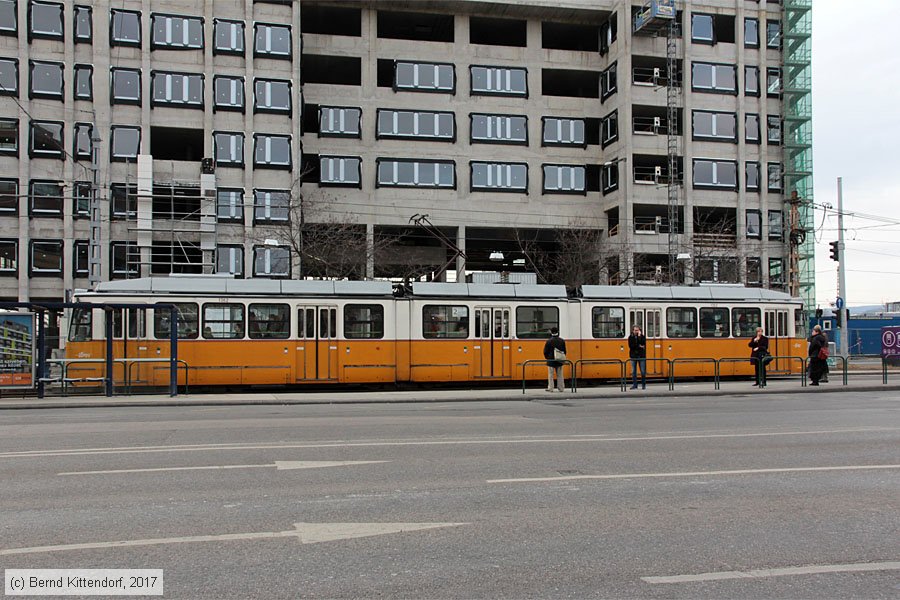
[65,277,806,388]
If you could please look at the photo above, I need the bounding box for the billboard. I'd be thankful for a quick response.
[882,326,900,359]
[0,313,35,388]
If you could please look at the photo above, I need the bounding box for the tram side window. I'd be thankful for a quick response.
[106,308,146,339]
[666,307,698,338]
[344,304,384,339]
[202,303,245,339]
[592,306,625,338]
[515,306,559,339]
[248,303,290,339]
[731,307,761,337]
[423,305,468,338]
[699,307,729,338]
[68,308,92,341]
[153,303,199,339]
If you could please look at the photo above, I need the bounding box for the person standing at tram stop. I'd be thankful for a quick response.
[748,326,770,387]
[627,325,647,390]
[542,327,567,392]
[808,324,829,386]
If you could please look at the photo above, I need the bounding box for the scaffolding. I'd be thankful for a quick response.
[783,0,814,314]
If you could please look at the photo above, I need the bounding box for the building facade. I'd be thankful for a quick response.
[0,0,812,307]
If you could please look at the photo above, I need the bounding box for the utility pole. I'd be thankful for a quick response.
[836,177,848,356]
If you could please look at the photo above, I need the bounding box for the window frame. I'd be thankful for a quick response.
[542,163,587,195]
[28,179,62,217]
[28,119,63,158]
[768,257,785,287]
[253,22,292,59]
[766,67,782,97]
[29,238,63,276]
[0,237,17,275]
[0,57,18,97]
[746,161,760,192]
[744,17,759,48]
[153,302,199,340]
[319,155,362,188]
[699,307,730,338]
[320,106,363,138]
[74,64,92,100]
[110,240,139,278]
[600,62,617,101]
[344,304,385,340]
[252,133,292,169]
[745,113,760,144]
[732,307,761,337]
[72,180,90,217]
[247,303,290,339]
[73,121,92,160]
[469,64,528,98]
[591,306,626,339]
[252,244,291,278]
[150,70,204,108]
[0,177,17,215]
[212,75,244,113]
[0,117,18,156]
[767,162,782,192]
[28,0,63,41]
[28,59,64,100]
[469,161,528,193]
[515,305,559,339]
[375,158,456,190]
[212,131,244,167]
[691,110,737,142]
[202,302,245,340]
[215,244,244,277]
[73,239,89,277]
[110,183,137,220]
[213,18,244,56]
[541,117,586,147]
[666,306,698,339]
[469,113,527,145]
[691,61,737,95]
[766,115,782,145]
[768,209,783,241]
[423,304,469,339]
[215,188,244,223]
[746,209,762,239]
[110,67,142,105]
[601,110,618,148]
[376,108,454,141]
[691,13,714,44]
[766,19,781,49]
[110,8,142,47]
[150,12,204,51]
[692,158,738,190]
[253,77,292,114]
[601,162,619,195]
[73,5,91,43]
[109,125,140,162]
[393,60,455,94]
[252,188,290,223]
[0,0,17,37]
[744,65,759,97]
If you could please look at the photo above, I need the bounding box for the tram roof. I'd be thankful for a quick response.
[579,285,798,302]
[91,277,394,297]
[410,282,568,299]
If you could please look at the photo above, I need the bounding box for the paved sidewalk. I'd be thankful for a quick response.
[0,373,897,410]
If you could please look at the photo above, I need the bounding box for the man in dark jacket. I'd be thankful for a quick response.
[542,327,567,392]
[627,325,647,389]
[808,325,828,386]
[748,326,769,387]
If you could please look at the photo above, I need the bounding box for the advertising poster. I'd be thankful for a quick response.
[882,326,900,361]
[0,313,35,388]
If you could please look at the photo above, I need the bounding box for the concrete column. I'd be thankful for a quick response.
[366,223,375,280]
[456,224,466,282]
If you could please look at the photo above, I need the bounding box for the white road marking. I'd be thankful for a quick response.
[488,464,900,484]
[1,427,894,459]
[642,561,900,584]
[57,460,387,476]
[0,522,468,556]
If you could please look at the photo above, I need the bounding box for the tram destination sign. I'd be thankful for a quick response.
[882,326,900,359]
[0,312,35,388]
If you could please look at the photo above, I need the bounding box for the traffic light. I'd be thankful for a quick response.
[834,308,842,327]
[829,241,840,262]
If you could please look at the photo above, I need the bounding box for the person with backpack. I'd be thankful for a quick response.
[542,327,567,392]
[808,324,829,386]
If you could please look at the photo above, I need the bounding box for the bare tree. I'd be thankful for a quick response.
[686,209,743,285]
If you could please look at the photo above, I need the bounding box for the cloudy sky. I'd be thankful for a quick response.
[812,0,900,308]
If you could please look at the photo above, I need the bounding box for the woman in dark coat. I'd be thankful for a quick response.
[748,326,770,387]
[808,325,828,386]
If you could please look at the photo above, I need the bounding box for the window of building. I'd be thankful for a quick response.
[601,110,618,147]
[319,156,361,187]
[213,132,243,166]
[30,240,62,275]
[29,180,62,216]
[29,120,63,158]
[74,5,91,42]
[543,164,585,194]
[29,60,63,99]
[254,23,291,58]
[74,64,92,100]
[0,0,16,36]
[423,305,468,338]
[216,188,243,222]
[0,178,16,214]
[692,159,737,190]
[320,106,362,137]
[153,302,198,339]
[253,245,290,277]
[151,71,203,107]
[73,239,88,277]
[202,303,245,339]
[691,14,713,43]
[344,304,384,339]
[213,76,244,111]
[744,17,759,47]
[73,122,91,160]
[471,15,525,48]
[470,65,527,96]
[767,162,782,192]
[111,68,141,104]
[768,210,783,240]
[692,110,736,142]
[110,183,136,219]
[0,238,16,274]
[666,307,697,338]
[515,306,558,339]
[766,20,781,48]
[766,67,781,97]
[745,66,759,96]
[591,306,625,338]
[745,113,760,143]
[377,109,453,141]
[253,189,289,223]
[0,118,17,155]
[600,62,617,100]
[746,161,760,192]
[376,159,455,189]
[213,18,244,55]
[691,62,736,94]
[767,116,781,145]
[470,161,527,192]
[470,114,526,144]
[0,58,17,96]
[601,162,619,195]
[542,117,585,146]
[29,0,63,40]
[215,245,244,277]
[746,209,761,238]
[110,126,140,161]
[248,304,289,339]
[253,134,291,169]
[110,241,139,278]
[768,257,784,287]
[377,10,454,43]
[110,9,141,47]
[151,13,203,49]
[72,181,90,216]
[254,78,291,113]
[394,61,454,93]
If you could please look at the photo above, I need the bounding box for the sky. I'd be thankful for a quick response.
[812,0,900,308]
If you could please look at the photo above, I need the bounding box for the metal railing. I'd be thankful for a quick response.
[574,359,627,392]
[671,358,718,389]
[521,359,575,394]
[44,357,190,396]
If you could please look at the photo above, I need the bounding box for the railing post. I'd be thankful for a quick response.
[170,306,178,398]
[36,310,46,399]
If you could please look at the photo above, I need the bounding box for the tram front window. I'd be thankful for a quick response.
[68,308,92,341]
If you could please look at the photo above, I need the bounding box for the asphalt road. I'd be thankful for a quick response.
[1,390,898,599]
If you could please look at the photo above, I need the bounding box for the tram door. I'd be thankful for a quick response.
[630,308,664,375]
[114,309,149,386]
[296,305,338,381]
[474,306,511,378]
[764,309,790,368]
